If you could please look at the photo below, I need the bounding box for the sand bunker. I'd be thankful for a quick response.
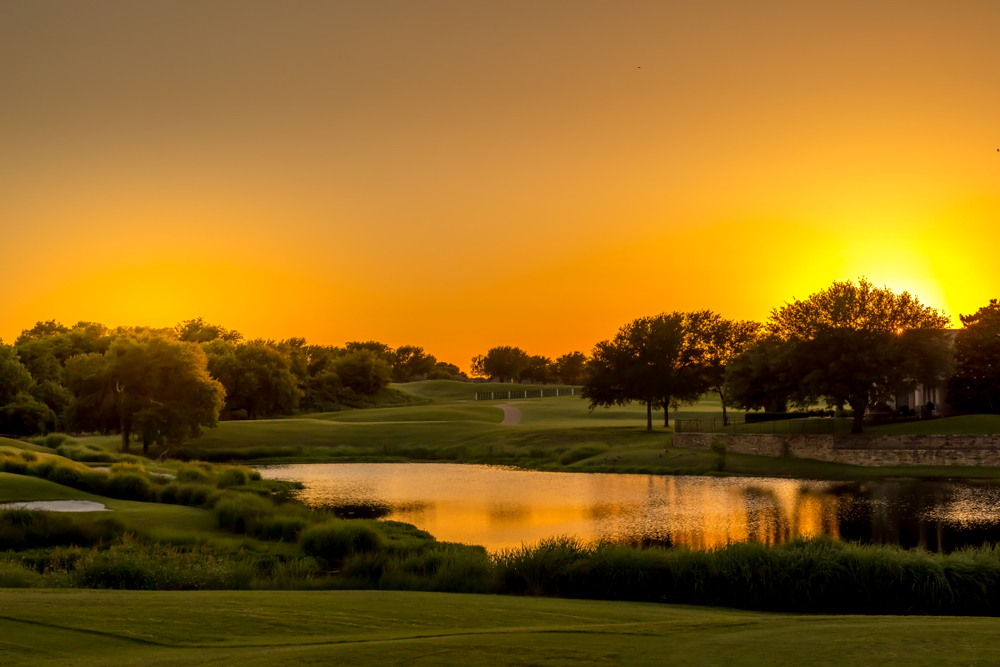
[0,501,110,512]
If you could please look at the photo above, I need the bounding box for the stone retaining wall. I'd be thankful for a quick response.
[673,432,1000,467]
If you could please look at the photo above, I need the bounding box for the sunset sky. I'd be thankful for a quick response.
[2,1,998,369]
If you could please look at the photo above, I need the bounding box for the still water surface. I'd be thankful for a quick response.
[258,463,1000,552]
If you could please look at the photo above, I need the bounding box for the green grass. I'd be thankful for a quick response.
[315,403,506,423]
[64,381,1000,480]
[0,472,301,553]
[393,380,579,401]
[0,436,55,454]
[1,472,218,535]
[868,414,1000,435]
[2,589,999,666]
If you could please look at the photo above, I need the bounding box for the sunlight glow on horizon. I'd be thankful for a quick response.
[2,1,999,368]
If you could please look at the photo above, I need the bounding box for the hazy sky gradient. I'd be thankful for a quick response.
[2,1,998,368]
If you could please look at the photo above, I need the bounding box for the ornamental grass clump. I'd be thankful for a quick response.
[214,493,274,534]
[0,509,124,550]
[251,515,308,542]
[177,463,213,484]
[104,472,154,502]
[0,555,45,588]
[71,537,258,590]
[216,465,261,488]
[300,520,387,565]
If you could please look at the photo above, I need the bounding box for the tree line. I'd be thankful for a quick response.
[578,279,999,433]
[469,348,588,385]
[0,318,467,450]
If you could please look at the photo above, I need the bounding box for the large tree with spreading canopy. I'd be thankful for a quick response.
[64,335,225,452]
[583,312,713,430]
[727,278,951,433]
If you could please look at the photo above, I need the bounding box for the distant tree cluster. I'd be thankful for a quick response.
[0,317,467,448]
[581,279,960,433]
[470,347,588,385]
[583,312,760,430]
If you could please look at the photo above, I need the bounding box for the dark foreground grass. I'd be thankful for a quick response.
[2,589,1000,667]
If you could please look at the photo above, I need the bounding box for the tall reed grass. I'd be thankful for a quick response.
[492,536,1000,615]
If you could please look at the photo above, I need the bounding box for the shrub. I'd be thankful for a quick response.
[157,483,180,504]
[44,433,74,448]
[175,484,216,507]
[109,461,146,475]
[217,466,253,488]
[56,444,116,463]
[72,538,257,590]
[177,464,211,484]
[0,557,44,588]
[709,439,727,471]
[105,473,154,502]
[0,453,29,474]
[0,509,124,550]
[251,516,308,542]
[300,521,387,564]
[215,493,274,533]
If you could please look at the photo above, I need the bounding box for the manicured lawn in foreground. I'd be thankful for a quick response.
[2,589,999,667]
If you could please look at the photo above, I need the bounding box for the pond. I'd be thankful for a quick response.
[257,463,1000,552]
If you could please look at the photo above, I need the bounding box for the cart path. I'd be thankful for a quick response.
[499,404,522,426]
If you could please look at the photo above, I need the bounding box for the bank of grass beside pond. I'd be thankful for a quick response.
[7,442,1000,615]
[9,510,1000,616]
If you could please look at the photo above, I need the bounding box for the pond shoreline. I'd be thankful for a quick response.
[238,450,1000,485]
[257,461,1000,553]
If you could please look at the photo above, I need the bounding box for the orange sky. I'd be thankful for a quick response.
[2,1,998,370]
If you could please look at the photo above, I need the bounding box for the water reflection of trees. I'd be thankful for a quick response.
[660,482,839,551]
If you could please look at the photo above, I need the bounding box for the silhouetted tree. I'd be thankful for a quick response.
[725,336,794,413]
[521,355,553,384]
[471,346,531,382]
[345,341,394,363]
[699,317,762,425]
[427,361,466,381]
[742,278,951,433]
[554,352,587,385]
[175,318,243,343]
[583,312,710,430]
[948,299,1000,413]
[392,345,437,382]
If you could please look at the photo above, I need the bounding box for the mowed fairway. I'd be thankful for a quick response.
[2,589,999,667]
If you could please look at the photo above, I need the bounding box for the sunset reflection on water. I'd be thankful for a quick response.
[258,463,840,551]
